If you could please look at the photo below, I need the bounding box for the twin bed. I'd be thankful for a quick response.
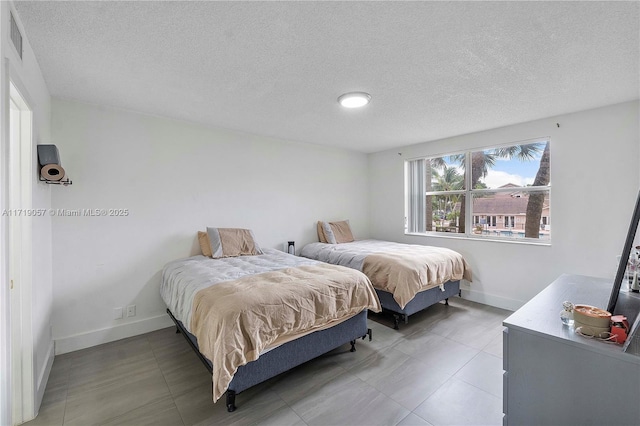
[161,230,380,411]
[161,224,472,411]
[302,220,473,328]
[300,238,472,329]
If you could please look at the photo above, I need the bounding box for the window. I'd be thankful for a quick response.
[405,139,550,241]
[505,216,515,228]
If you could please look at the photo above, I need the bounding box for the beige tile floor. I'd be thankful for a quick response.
[25,298,511,426]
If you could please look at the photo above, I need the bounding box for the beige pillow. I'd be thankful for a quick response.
[317,221,328,243]
[322,220,355,244]
[198,231,213,257]
[206,227,263,258]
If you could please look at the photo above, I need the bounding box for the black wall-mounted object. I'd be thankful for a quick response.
[37,144,60,165]
[37,144,72,185]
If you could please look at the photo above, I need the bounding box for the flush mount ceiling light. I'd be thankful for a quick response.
[338,92,371,108]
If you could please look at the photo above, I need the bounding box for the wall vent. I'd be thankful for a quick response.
[10,12,23,60]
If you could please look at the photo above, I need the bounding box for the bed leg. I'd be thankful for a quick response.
[444,298,449,306]
[459,289,462,297]
[403,314,408,325]
[362,328,372,341]
[226,390,237,412]
[349,340,356,352]
[393,314,400,330]
[175,326,181,334]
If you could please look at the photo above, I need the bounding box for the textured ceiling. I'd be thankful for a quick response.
[14,1,640,153]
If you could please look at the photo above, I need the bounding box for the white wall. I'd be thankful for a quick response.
[50,99,370,354]
[369,101,640,310]
[0,2,53,421]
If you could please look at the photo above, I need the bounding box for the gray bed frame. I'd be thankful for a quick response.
[166,308,371,412]
[375,280,461,329]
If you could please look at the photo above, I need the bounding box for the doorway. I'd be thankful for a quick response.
[8,80,34,425]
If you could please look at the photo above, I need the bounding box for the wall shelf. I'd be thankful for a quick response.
[39,176,72,186]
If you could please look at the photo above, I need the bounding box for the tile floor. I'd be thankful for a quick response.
[25,298,511,426]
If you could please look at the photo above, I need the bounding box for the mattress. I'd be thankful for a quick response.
[300,239,472,308]
[161,248,319,334]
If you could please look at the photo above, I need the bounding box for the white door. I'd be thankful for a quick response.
[9,81,34,425]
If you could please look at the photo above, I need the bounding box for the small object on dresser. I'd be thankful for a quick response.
[610,315,629,344]
[630,270,639,292]
[560,301,574,326]
[287,241,295,255]
[573,304,611,337]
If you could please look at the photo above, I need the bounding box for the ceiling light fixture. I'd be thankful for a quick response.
[338,92,371,108]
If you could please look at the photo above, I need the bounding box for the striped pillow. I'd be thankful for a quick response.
[321,220,355,244]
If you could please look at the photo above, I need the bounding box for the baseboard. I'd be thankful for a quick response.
[54,314,174,355]
[35,340,55,416]
[460,287,524,312]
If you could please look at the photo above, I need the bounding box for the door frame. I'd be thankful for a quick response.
[1,66,35,425]
[0,57,12,426]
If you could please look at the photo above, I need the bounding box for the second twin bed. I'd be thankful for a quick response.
[301,221,473,328]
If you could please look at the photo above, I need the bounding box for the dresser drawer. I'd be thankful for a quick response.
[502,371,508,416]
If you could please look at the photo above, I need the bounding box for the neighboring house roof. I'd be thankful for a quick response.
[450,184,550,216]
[473,196,529,215]
[471,184,549,215]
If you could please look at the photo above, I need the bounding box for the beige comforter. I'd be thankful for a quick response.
[362,247,472,309]
[190,263,381,401]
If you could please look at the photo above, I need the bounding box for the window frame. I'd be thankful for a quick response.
[405,138,551,244]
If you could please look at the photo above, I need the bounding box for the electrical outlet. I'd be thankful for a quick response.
[126,305,136,317]
[113,307,123,319]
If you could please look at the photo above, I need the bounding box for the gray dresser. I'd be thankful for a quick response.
[502,274,640,425]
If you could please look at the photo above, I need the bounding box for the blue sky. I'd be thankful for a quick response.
[494,151,543,177]
[487,153,542,188]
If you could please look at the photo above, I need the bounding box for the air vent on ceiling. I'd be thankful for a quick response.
[10,12,22,60]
